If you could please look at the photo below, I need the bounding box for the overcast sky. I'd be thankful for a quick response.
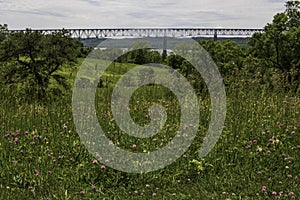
[0,0,287,29]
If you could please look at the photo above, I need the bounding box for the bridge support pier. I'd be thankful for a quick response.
[162,36,167,60]
[214,30,218,41]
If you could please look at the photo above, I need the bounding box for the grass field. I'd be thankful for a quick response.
[0,58,299,199]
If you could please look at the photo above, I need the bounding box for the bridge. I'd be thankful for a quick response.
[8,28,263,40]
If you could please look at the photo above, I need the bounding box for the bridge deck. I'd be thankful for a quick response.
[8,28,264,39]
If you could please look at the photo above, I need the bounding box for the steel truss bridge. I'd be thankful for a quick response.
[8,28,263,40]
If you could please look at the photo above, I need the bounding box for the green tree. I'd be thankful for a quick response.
[0,24,8,42]
[0,28,82,99]
[198,40,245,76]
[248,0,300,71]
[166,53,184,70]
[285,0,300,28]
[127,40,151,64]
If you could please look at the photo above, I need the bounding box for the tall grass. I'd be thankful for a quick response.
[0,61,299,199]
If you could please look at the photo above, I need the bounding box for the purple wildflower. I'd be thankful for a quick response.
[93,160,98,164]
[34,170,39,177]
[289,192,295,197]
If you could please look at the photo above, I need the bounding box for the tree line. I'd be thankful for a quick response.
[0,0,299,100]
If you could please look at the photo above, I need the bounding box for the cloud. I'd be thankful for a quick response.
[2,9,66,18]
[0,0,287,29]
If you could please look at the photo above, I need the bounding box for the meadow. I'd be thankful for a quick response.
[0,55,299,200]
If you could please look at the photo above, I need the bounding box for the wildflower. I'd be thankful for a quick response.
[33,135,41,140]
[152,192,157,196]
[13,137,19,143]
[289,192,295,197]
[256,146,263,152]
[132,144,137,148]
[28,186,33,190]
[79,190,85,195]
[287,174,293,178]
[262,186,267,192]
[4,133,10,138]
[253,139,257,143]
[93,160,98,164]
[245,145,251,150]
[34,170,39,177]
[297,145,300,149]
[101,165,106,169]
[91,185,96,190]
[47,170,51,174]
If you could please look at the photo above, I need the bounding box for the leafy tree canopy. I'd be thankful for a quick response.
[0,27,82,100]
[248,0,300,71]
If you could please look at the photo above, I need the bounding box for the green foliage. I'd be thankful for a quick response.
[0,24,8,42]
[248,0,300,72]
[285,0,300,27]
[198,40,245,75]
[0,28,82,100]
[115,40,163,65]
[0,1,299,199]
[0,70,299,199]
[166,53,184,70]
